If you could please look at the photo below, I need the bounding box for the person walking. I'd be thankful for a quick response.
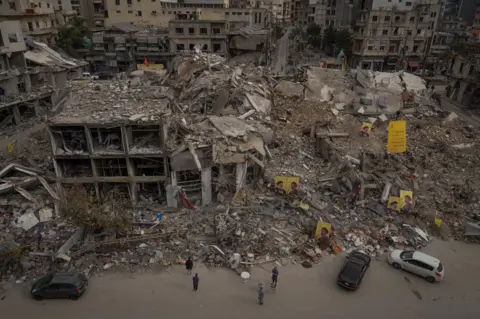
[192,273,199,292]
[185,257,193,275]
[258,283,265,305]
[271,266,279,287]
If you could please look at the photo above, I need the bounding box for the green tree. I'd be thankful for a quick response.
[322,26,352,56]
[306,23,322,49]
[56,17,91,57]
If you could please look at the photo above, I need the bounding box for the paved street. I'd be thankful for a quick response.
[1,240,480,319]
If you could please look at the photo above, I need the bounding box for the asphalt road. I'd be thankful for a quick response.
[1,240,480,319]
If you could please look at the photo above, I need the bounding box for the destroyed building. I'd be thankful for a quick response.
[47,52,268,209]
[0,20,86,129]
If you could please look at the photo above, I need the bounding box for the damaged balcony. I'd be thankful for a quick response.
[50,126,89,156]
[56,159,93,179]
[135,182,167,206]
[94,158,129,179]
[90,127,125,154]
[127,124,164,154]
[131,157,167,177]
[174,170,202,203]
[99,183,131,202]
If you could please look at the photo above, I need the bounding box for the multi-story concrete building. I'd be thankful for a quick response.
[53,0,77,26]
[291,0,310,25]
[169,20,228,55]
[314,0,361,31]
[351,0,442,71]
[78,23,170,73]
[446,52,480,108]
[0,0,58,45]
[0,20,85,128]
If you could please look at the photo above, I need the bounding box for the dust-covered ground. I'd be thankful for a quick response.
[1,240,479,319]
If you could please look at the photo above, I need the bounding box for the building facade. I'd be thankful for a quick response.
[169,20,227,55]
[0,20,85,129]
[446,52,480,108]
[351,0,442,71]
[0,0,58,45]
[291,0,310,25]
[314,0,361,32]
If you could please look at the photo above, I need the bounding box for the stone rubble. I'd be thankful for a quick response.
[1,51,480,284]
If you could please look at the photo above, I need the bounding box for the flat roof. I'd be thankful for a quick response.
[49,80,170,125]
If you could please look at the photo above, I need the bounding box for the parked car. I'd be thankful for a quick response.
[337,250,371,291]
[96,71,114,80]
[31,272,88,300]
[82,72,99,80]
[388,250,444,283]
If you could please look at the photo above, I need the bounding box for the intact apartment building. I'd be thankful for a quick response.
[291,0,310,25]
[0,0,59,45]
[0,20,85,128]
[351,0,442,71]
[314,0,362,32]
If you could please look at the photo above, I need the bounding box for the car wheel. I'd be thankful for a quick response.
[33,295,43,301]
[425,276,436,283]
[392,262,401,269]
[70,295,79,300]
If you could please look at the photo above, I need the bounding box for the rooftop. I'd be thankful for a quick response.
[49,80,171,125]
[24,37,88,70]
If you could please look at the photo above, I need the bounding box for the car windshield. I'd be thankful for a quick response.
[437,263,443,272]
[400,251,414,260]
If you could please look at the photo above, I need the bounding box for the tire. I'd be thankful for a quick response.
[392,262,401,269]
[33,295,43,301]
[70,295,79,300]
[425,276,436,283]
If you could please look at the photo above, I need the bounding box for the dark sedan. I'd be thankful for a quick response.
[31,272,88,300]
[336,250,371,291]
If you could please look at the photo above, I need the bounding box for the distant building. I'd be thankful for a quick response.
[351,0,442,71]
[0,20,85,128]
[446,51,480,108]
[0,0,58,45]
[169,20,228,55]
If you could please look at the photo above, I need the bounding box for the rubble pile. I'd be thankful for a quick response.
[1,50,480,283]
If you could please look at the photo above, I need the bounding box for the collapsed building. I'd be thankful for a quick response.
[0,20,87,130]
[2,44,480,282]
[47,51,269,210]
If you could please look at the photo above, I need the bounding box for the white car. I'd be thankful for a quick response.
[388,249,444,283]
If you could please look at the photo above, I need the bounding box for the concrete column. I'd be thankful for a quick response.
[201,167,212,205]
[457,81,469,103]
[12,106,21,125]
[236,163,247,189]
[120,125,129,154]
[84,125,94,154]
[167,171,178,208]
[33,99,41,116]
[130,182,138,203]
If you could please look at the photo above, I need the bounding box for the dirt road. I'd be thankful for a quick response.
[1,240,479,319]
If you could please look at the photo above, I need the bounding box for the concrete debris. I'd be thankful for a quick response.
[275,80,304,98]
[2,48,480,284]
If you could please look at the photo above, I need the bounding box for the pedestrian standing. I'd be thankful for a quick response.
[185,257,193,275]
[192,273,199,292]
[258,283,265,305]
[271,266,279,287]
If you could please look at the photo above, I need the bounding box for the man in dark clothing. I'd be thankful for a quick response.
[271,266,279,287]
[185,257,193,275]
[258,283,264,305]
[192,273,199,291]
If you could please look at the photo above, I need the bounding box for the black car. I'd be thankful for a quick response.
[336,251,371,291]
[31,272,88,300]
